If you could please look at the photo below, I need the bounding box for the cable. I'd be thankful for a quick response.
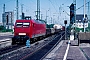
[18,1,35,10]
[18,0,47,12]
[76,1,90,11]
[63,0,68,4]
[54,0,70,16]
[62,7,70,16]
[54,0,59,8]
[48,0,58,12]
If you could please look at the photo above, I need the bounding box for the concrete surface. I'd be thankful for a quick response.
[43,40,87,60]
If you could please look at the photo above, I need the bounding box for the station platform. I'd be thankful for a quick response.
[43,40,87,60]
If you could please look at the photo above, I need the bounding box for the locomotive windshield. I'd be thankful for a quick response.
[16,22,30,27]
[23,23,30,27]
[16,23,23,27]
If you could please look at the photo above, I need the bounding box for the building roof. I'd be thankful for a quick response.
[76,14,87,20]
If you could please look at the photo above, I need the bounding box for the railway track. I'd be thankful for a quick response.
[20,32,65,60]
[0,32,64,60]
[0,33,57,59]
[0,45,24,55]
[0,33,57,56]
[0,38,12,49]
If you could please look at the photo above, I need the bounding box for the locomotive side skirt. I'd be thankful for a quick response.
[32,33,46,38]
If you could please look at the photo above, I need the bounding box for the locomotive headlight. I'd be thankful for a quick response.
[19,33,26,35]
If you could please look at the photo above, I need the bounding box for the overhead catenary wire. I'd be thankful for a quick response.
[17,0,49,20]
[48,0,58,12]
[76,0,90,11]
[54,0,70,16]
[18,0,47,14]
[61,6,70,16]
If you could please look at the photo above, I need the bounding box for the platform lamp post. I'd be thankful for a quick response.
[64,20,67,40]
[83,0,86,32]
[83,18,86,32]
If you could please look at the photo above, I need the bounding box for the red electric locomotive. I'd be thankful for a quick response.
[12,17,46,45]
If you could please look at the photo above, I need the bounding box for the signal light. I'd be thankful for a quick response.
[64,20,67,24]
[70,3,74,24]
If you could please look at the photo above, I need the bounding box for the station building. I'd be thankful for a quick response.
[75,14,88,28]
[2,11,14,29]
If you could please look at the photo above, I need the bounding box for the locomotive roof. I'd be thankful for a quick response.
[16,19,45,24]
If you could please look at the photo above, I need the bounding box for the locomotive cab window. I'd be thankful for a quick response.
[23,23,30,27]
[16,22,30,27]
[16,23,23,27]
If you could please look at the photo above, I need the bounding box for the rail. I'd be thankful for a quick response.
[0,38,11,49]
[40,32,65,60]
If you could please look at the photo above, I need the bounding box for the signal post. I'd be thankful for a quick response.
[64,20,67,40]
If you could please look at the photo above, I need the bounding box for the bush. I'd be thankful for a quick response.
[0,26,13,32]
[0,26,5,30]
[1,29,13,32]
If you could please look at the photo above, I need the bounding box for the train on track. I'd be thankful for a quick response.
[12,17,64,45]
